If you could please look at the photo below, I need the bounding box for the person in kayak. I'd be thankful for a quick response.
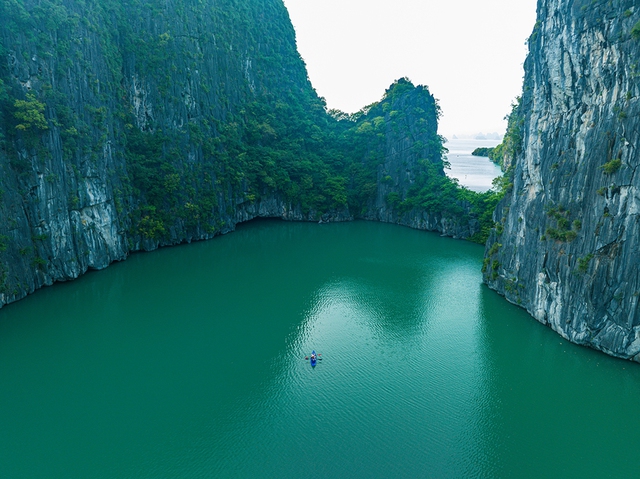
[310,353,316,361]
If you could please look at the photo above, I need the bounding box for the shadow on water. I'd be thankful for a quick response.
[476,285,640,478]
[2,219,640,477]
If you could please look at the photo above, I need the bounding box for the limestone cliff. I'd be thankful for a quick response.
[360,80,480,239]
[0,1,482,309]
[484,0,640,360]
[0,0,328,306]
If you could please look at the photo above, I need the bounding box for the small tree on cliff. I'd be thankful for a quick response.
[13,93,48,132]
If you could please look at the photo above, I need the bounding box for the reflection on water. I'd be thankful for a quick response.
[1,220,640,478]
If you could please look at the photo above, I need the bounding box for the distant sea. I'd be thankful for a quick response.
[444,138,502,192]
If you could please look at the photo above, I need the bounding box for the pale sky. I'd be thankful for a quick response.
[282,0,538,138]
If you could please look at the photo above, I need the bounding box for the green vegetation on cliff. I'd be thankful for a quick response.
[632,19,640,39]
[488,97,524,169]
[0,0,503,306]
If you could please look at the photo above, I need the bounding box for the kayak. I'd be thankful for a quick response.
[310,350,317,367]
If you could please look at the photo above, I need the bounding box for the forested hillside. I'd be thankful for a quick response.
[0,0,499,307]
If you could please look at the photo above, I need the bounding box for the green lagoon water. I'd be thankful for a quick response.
[1,220,640,478]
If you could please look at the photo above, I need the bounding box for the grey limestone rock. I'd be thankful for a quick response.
[484,0,640,360]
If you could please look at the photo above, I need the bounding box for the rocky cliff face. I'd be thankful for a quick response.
[0,0,320,306]
[358,80,480,239]
[484,0,640,360]
[0,1,479,309]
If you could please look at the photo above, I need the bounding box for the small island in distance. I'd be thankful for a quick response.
[471,147,495,157]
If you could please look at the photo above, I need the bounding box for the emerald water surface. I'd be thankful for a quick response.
[1,220,640,478]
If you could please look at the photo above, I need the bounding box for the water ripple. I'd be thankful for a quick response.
[2,221,640,478]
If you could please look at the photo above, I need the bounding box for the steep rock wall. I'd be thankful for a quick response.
[0,0,318,306]
[484,0,640,360]
[0,1,479,310]
[360,80,480,239]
